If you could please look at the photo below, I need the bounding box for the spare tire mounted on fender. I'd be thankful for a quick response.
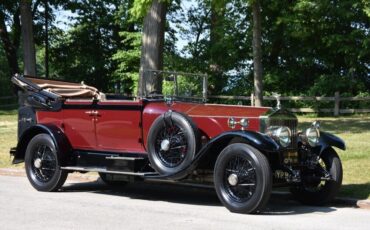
[147,111,200,175]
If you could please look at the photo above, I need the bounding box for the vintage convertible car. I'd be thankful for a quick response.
[10,73,345,214]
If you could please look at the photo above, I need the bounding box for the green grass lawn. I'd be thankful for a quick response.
[0,110,17,168]
[0,110,369,199]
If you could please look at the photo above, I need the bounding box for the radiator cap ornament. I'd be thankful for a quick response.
[272,93,281,109]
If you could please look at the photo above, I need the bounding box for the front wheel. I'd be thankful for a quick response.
[25,134,68,192]
[214,143,272,214]
[290,148,343,205]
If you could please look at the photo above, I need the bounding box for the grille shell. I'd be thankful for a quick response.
[260,109,298,150]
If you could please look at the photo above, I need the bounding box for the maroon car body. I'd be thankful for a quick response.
[10,74,345,214]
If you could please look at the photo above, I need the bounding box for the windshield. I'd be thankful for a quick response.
[142,70,208,102]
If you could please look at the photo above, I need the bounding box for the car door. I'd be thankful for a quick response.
[62,99,97,150]
[94,100,145,153]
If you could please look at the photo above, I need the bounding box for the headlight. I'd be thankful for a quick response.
[269,126,291,147]
[276,126,292,147]
[305,127,320,147]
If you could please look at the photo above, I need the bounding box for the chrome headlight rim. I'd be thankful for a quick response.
[269,126,292,148]
[305,127,320,147]
[276,126,292,147]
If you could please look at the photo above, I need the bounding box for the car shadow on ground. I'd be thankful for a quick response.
[340,183,370,200]
[61,178,342,215]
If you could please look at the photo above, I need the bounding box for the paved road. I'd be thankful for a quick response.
[0,175,368,230]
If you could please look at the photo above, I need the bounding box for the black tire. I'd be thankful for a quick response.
[99,173,128,186]
[25,133,68,192]
[214,143,272,214]
[147,111,199,175]
[290,148,343,205]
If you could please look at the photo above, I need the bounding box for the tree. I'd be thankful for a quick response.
[261,0,370,96]
[112,31,142,94]
[0,3,20,75]
[50,0,136,91]
[251,0,263,106]
[136,0,167,97]
[20,0,36,76]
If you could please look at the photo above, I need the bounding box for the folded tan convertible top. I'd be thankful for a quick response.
[22,76,102,99]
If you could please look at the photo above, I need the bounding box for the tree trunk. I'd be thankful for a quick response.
[20,0,36,77]
[19,0,36,107]
[138,0,167,97]
[0,11,20,75]
[44,0,49,78]
[209,0,226,92]
[252,0,263,107]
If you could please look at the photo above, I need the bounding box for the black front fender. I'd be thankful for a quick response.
[205,131,280,153]
[12,124,72,165]
[146,130,279,180]
[316,131,346,155]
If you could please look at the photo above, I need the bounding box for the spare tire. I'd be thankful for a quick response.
[147,111,200,175]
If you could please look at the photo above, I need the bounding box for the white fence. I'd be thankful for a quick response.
[209,92,370,116]
[1,93,370,115]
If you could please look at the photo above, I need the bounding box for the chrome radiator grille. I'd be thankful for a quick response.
[260,110,298,150]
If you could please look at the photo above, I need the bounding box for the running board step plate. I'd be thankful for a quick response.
[105,156,145,161]
[61,166,158,177]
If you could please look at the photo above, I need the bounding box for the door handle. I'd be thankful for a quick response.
[85,110,100,116]
[92,111,100,116]
[85,111,94,116]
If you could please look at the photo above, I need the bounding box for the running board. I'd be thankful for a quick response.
[105,156,145,161]
[61,166,158,177]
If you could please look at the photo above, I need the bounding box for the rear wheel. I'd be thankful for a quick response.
[290,148,343,205]
[214,143,272,214]
[25,134,68,192]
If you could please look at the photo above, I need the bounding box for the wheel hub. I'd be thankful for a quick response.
[34,158,42,169]
[228,173,239,186]
[160,139,170,151]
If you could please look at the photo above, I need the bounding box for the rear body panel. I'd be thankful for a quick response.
[37,99,146,153]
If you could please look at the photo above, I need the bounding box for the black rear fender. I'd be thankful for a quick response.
[13,124,72,165]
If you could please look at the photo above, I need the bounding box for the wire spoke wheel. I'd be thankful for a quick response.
[155,124,188,168]
[214,143,272,214]
[290,148,343,205]
[147,111,199,175]
[25,134,68,192]
[223,156,256,203]
[302,158,330,192]
[31,144,57,183]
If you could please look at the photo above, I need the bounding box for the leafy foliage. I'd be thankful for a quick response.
[0,0,369,98]
[261,0,370,96]
[49,0,140,92]
[112,31,142,94]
